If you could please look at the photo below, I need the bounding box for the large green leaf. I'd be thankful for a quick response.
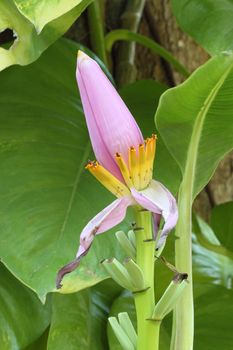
[156,54,233,199]
[0,39,169,301]
[0,38,128,300]
[172,0,233,55]
[192,215,233,290]
[47,280,122,350]
[210,202,233,251]
[24,329,49,350]
[14,0,91,33]
[48,291,105,349]
[194,285,233,350]
[0,264,50,349]
[155,53,233,348]
[0,38,135,300]
[0,0,91,71]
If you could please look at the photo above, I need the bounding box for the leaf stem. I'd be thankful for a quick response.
[170,55,233,350]
[114,0,146,86]
[170,182,194,350]
[133,208,160,350]
[87,0,108,66]
[105,29,190,78]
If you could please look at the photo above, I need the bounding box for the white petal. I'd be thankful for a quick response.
[79,195,134,251]
[131,180,178,247]
[56,196,134,288]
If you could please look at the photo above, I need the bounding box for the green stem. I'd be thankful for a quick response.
[170,182,194,350]
[115,0,146,87]
[87,0,108,66]
[105,29,190,78]
[133,208,160,350]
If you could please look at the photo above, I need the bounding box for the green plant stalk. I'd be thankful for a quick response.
[115,0,146,86]
[170,181,194,350]
[133,207,160,350]
[87,0,108,66]
[168,53,233,350]
[105,29,190,78]
[169,52,232,350]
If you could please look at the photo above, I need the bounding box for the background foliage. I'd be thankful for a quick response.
[0,0,232,349]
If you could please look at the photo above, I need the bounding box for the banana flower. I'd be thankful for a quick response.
[56,52,178,288]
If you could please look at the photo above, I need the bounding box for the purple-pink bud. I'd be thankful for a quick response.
[76,51,144,180]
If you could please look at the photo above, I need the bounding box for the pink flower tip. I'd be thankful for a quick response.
[77,50,89,62]
[76,51,144,177]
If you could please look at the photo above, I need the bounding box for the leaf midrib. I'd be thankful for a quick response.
[183,59,233,200]
[58,141,91,242]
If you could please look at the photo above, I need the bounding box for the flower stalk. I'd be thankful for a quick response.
[133,208,160,350]
[114,0,146,86]
[87,0,108,66]
[170,181,194,350]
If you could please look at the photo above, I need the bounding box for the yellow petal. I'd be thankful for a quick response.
[86,161,130,197]
[129,147,140,189]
